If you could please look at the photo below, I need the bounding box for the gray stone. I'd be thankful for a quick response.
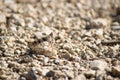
[61,53,71,60]
[46,70,66,79]
[26,68,40,80]
[90,60,108,71]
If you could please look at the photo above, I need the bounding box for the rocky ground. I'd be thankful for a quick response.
[0,0,120,80]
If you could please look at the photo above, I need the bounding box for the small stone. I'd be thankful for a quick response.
[95,29,103,38]
[96,70,106,80]
[0,14,6,23]
[84,69,96,78]
[14,49,21,54]
[8,61,20,68]
[34,32,44,39]
[95,39,101,45]
[0,74,8,80]
[0,60,8,67]
[40,68,50,76]
[19,76,26,80]
[54,58,60,65]
[4,0,15,4]
[61,52,71,60]
[20,55,33,63]
[17,0,40,3]
[90,60,108,71]
[112,22,119,26]
[46,70,55,77]
[63,43,73,51]
[26,68,40,80]
[46,70,66,79]
[9,24,17,31]
[7,4,18,12]
[31,60,41,67]
[63,70,74,79]
[111,26,120,30]
[11,14,20,20]
[75,74,86,80]
[72,62,80,69]
[84,31,92,37]
[112,65,120,78]
[106,75,113,80]
[43,57,49,65]
[42,16,48,23]
[18,18,25,27]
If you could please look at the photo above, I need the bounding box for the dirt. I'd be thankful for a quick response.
[0,0,120,80]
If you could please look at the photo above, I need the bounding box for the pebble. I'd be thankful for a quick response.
[0,14,6,23]
[90,60,108,71]
[40,68,50,76]
[17,0,40,3]
[20,55,33,63]
[111,22,119,26]
[26,68,40,80]
[14,49,21,54]
[46,70,66,79]
[84,69,96,78]
[9,24,17,31]
[63,70,74,79]
[112,66,120,78]
[106,75,113,80]
[75,74,86,80]
[96,70,106,80]
[4,0,15,4]
[46,70,56,77]
[8,61,20,68]
[61,52,71,60]
[72,62,80,69]
[43,57,49,65]
[111,26,120,30]
[18,18,25,27]
[0,60,8,67]
[95,29,103,39]
[34,32,44,39]
[54,58,60,65]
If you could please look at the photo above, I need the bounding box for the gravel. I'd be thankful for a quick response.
[0,0,120,80]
